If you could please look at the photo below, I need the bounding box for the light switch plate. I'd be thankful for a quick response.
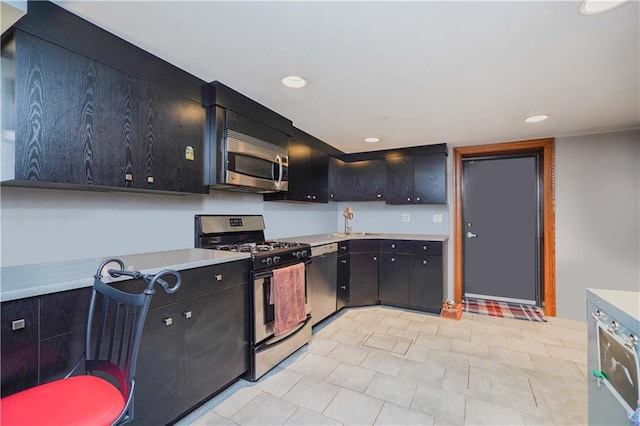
[401,214,410,223]
[433,214,443,224]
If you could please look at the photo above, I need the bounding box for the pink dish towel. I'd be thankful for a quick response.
[270,262,307,336]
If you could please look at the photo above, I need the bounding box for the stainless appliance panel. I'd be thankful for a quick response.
[309,243,338,325]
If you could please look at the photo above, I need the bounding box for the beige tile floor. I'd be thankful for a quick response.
[178,306,587,425]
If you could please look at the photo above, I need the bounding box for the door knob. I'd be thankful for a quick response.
[466,231,478,239]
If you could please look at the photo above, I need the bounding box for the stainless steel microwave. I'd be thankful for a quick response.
[223,129,288,193]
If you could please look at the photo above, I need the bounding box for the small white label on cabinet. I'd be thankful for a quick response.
[433,214,443,224]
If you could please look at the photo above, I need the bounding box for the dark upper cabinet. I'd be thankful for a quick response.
[329,158,386,202]
[264,128,329,203]
[4,30,206,194]
[385,153,447,205]
[138,81,205,193]
[351,159,386,201]
[328,157,351,201]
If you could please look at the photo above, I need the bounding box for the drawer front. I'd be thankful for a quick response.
[349,239,379,253]
[179,261,250,300]
[413,241,443,256]
[378,239,414,253]
[337,241,350,256]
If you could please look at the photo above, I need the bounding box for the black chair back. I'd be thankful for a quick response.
[84,259,181,425]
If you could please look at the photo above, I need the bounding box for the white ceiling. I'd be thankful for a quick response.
[55,1,639,153]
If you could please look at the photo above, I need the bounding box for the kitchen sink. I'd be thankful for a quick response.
[329,232,380,237]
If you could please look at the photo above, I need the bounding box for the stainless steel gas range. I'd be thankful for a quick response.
[194,215,312,381]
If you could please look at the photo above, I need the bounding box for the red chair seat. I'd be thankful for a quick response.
[1,375,125,426]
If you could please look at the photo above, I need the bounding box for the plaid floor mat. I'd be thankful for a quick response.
[463,297,547,322]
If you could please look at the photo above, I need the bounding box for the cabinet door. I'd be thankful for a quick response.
[138,81,205,193]
[351,160,386,201]
[385,156,414,204]
[309,148,329,203]
[1,298,39,396]
[378,253,410,305]
[134,303,181,425]
[179,284,248,415]
[348,252,379,306]
[14,31,140,188]
[409,256,444,313]
[413,153,447,204]
[336,255,349,310]
[328,157,351,201]
[39,288,92,383]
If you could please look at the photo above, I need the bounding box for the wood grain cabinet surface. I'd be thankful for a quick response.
[7,30,205,194]
[385,153,447,205]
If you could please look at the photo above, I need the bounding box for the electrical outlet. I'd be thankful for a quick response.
[401,214,410,223]
[433,214,443,224]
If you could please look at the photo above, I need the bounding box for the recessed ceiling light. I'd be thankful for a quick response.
[524,114,549,123]
[281,75,307,89]
[364,137,381,143]
[580,0,628,15]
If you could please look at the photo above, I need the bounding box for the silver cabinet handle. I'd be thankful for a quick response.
[373,256,377,261]
[423,260,427,265]
[391,244,396,249]
[341,260,348,264]
[12,319,26,331]
[340,245,347,250]
[466,231,478,239]
[163,317,173,326]
[125,173,133,182]
[339,286,347,290]
[147,176,154,184]
[416,197,421,201]
[391,257,395,262]
[214,274,223,281]
[183,311,192,319]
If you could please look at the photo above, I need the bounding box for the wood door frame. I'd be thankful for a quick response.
[453,138,556,316]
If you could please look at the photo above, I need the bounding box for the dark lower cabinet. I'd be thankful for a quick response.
[378,253,411,306]
[336,244,349,310]
[348,253,379,306]
[1,298,39,397]
[0,261,249,426]
[408,255,444,314]
[348,240,379,307]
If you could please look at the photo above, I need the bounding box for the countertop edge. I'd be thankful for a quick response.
[1,249,250,302]
[280,233,449,246]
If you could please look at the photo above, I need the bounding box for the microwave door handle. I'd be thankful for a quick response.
[274,154,283,188]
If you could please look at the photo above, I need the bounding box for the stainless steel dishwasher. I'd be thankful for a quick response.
[309,243,338,326]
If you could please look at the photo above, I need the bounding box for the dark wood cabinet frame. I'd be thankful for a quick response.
[453,138,556,316]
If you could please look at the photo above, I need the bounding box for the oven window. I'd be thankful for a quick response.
[263,277,275,325]
[229,153,274,181]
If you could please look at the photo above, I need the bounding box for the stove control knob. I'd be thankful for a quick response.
[266,258,273,266]
[273,256,281,264]
[301,249,308,257]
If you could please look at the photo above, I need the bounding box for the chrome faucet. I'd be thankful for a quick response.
[343,206,354,234]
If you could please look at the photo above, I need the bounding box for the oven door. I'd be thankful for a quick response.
[253,261,311,344]
[225,132,289,192]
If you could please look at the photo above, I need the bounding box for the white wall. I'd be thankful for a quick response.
[555,129,640,320]
[0,187,337,267]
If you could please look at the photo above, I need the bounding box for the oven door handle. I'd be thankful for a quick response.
[254,259,312,280]
[254,314,312,351]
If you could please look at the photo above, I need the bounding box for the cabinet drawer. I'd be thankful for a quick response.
[413,241,443,256]
[337,241,350,255]
[179,261,249,300]
[378,240,414,253]
[349,239,379,253]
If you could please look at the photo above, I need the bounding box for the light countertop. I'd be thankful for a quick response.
[587,288,640,324]
[280,232,448,246]
[0,249,249,302]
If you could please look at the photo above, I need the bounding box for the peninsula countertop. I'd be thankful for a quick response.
[0,248,249,302]
[279,232,449,247]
